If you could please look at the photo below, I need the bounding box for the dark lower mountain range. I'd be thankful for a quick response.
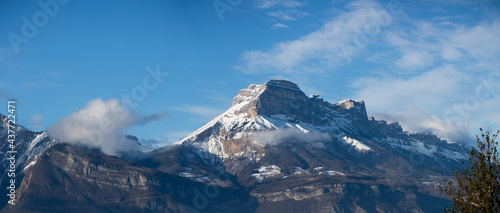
[2,144,257,213]
[0,79,470,212]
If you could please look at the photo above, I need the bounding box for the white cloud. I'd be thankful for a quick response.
[374,110,472,143]
[395,51,434,70]
[353,66,500,143]
[386,20,500,68]
[273,23,289,28]
[255,0,307,9]
[237,0,392,73]
[354,18,500,140]
[447,21,500,59]
[267,9,308,21]
[352,65,472,113]
[47,98,166,157]
[441,47,462,61]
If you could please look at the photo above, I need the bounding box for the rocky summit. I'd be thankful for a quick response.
[0,79,471,212]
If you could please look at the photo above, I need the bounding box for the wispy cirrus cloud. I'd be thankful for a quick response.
[447,21,500,59]
[258,1,309,29]
[267,9,308,21]
[394,51,434,70]
[266,9,309,29]
[352,65,475,142]
[254,0,307,9]
[353,65,500,143]
[352,65,472,112]
[237,0,392,73]
[273,23,289,28]
[385,20,500,69]
[362,19,500,140]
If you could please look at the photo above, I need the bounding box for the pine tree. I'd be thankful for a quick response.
[440,128,500,212]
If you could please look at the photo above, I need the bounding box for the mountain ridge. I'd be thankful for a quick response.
[172,79,469,174]
[150,79,469,211]
[0,79,470,212]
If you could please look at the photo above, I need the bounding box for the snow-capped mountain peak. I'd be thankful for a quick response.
[173,79,470,176]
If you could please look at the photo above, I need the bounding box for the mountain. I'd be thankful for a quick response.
[160,79,468,175]
[0,79,471,212]
[151,79,469,212]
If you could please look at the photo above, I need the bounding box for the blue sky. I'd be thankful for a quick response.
[1,0,499,145]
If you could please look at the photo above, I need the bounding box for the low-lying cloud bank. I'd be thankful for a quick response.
[374,110,473,144]
[250,128,332,145]
[47,98,167,157]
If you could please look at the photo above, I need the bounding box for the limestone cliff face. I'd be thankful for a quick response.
[232,80,307,119]
[232,79,371,127]
[246,80,308,119]
[251,181,447,213]
[2,144,257,213]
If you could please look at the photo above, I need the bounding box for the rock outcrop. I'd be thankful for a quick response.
[1,144,257,213]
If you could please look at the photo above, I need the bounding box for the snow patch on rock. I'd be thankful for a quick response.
[252,165,281,182]
[342,136,372,151]
[325,170,346,176]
